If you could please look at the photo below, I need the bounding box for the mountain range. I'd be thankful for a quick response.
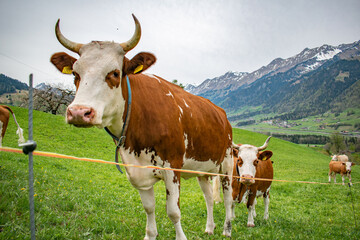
[185,40,360,121]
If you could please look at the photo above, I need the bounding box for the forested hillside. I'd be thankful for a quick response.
[0,74,28,95]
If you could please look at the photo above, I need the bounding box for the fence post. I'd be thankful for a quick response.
[19,74,37,239]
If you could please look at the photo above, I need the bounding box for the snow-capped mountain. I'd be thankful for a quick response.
[186,40,360,118]
[188,40,360,96]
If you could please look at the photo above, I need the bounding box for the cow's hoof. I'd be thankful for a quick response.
[247,223,255,227]
[205,224,215,235]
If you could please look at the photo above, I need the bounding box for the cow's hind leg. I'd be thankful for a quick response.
[164,170,186,240]
[138,187,158,240]
[221,151,233,237]
[197,176,216,235]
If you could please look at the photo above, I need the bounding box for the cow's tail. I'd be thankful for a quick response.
[213,175,222,204]
[3,106,25,144]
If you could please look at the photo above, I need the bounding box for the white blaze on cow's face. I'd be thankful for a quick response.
[237,145,259,185]
[345,162,352,172]
[67,42,126,128]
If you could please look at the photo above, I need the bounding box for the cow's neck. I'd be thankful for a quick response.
[105,75,131,139]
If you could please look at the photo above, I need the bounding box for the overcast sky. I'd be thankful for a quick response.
[1,0,359,87]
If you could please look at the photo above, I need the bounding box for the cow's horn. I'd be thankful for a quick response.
[55,19,83,54]
[120,14,141,52]
[257,136,271,151]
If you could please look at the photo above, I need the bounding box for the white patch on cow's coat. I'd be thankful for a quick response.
[178,106,183,115]
[144,73,161,83]
[166,91,174,98]
[119,147,164,190]
[178,106,183,122]
[183,99,190,108]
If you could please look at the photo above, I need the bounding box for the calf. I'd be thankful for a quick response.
[0,105,25,146]
[214,137,273,227]
[329,160,355,186]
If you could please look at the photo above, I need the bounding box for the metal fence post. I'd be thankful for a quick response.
[19,74,37,240]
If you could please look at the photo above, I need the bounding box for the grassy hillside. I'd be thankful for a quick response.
[1,107,359,239]
[236,107,360,137]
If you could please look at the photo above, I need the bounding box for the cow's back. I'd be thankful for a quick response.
[329,161,345,173]
[337,155,349,162]
[124,74,232,167]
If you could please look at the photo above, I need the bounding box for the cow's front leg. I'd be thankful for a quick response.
[348,173,353,186]
[197,176,215,235]
[263,193,270,220]
[247,193,256,227]
[164,170,186,240]
[138,187,158,240]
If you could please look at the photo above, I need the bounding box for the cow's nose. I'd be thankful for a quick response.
[241,175,255,185]
[67,106,95,126]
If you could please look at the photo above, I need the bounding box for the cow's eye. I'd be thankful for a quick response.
[113,71,119,78]
[254,160,259,166]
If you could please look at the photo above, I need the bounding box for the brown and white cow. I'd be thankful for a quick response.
[329,160,355,186]
[213,137,273,227]
[0,105,25,146]
[50,15,234,239]
[331,154,349,162]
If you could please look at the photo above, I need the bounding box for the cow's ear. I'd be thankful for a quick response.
[124,52,156,75]
[259,150,272,161]
[50,52,77,74]
[232,148,239,157]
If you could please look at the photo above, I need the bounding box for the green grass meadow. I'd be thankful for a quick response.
[1,107,359,239]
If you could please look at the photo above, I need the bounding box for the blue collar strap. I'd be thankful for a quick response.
[104,75,132,174]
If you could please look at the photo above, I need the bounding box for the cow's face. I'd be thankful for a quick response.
[331,155,337,161]
[344,162,353,172]
[50,15,156,129]
[235,144,272,185]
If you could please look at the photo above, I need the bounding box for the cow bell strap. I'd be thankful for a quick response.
[104,75,132,174]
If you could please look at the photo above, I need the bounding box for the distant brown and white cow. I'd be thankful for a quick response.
[50,15,234,239]
[0,105,25,146]
[213,137,273,227]
[331,154,349,162]
[329,160,355,186]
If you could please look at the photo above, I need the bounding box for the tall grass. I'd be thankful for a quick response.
[1,107,359,239]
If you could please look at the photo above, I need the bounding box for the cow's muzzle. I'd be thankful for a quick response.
[240,175,255,185]
[67,106,95,127]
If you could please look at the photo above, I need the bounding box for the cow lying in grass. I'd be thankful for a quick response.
[328,160,355,186]
[0,105,25,146]
[214,137,273,227]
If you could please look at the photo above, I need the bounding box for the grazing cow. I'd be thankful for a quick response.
[50,15,234,239]
[0,105,25,146]
[331,154,349,162]
[329,160,355,186]
[213,137,273,227]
